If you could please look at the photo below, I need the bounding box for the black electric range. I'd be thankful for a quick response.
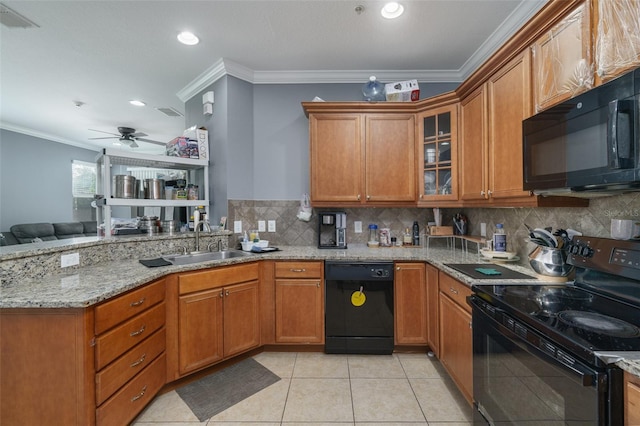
[472,236,640,367]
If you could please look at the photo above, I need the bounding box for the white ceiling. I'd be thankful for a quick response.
[0,0,545,154]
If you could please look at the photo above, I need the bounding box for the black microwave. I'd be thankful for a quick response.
[523,67,640,195]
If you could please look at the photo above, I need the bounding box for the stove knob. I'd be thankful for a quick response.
[580,246,594,257]
[568,244,581,255]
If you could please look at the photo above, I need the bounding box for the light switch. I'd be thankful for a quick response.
[354,221,363,233]
[258,220,266,232]
[268,220,276,232]
[234,220,242,233]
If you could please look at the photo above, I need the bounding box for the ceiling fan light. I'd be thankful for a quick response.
[129,100,146,107]
[177,31,199,46]
[381,2,404,19]
[112,141,122,146]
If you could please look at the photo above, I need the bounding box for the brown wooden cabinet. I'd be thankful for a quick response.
[531,1,592,112]
[459,85,488,202]
[175,263,260,376]
[417,105,459,204]
[394,262,427,345]
[438,272,473,405]
[274,261,324,343]
[306,105,416,207]
[0,278,167,426]
[594,0,640,84]
[426,263,440,356]
[625,371,640,426]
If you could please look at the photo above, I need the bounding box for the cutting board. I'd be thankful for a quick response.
[444,263,535,280]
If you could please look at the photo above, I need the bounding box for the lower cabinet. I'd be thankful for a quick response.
[625,371,640,426]
[438,272,473,405]
[0,277,167,426]
[175,262,260,376]
[395,262,428,345]
[274,261,324,343]
[426,263,440,356]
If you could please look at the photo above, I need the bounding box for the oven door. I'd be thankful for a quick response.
[470,296,608,425]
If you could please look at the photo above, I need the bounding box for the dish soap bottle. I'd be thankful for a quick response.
[493,223,507,252]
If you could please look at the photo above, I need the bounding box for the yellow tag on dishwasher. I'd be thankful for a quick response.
[351,287,366,307]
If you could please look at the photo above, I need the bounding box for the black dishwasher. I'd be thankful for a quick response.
[325,261,394,354]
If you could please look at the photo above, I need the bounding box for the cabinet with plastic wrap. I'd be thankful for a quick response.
[95,148,209,235]
[394,262,428,344]
[531,1,592,111]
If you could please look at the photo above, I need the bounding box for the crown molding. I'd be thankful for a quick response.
[0,122,100,152]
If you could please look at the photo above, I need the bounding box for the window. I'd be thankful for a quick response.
[72,160,96,222]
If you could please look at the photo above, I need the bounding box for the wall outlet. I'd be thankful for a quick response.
[268,220,276,232]
[233,220,242,233]
[61,252,79,268]
[480,223,487,237]
[258,220,266,232]
[354,221,363,233]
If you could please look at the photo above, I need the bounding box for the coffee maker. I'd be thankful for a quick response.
[318,211,347,249]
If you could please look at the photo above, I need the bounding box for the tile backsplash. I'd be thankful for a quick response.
[229,191,640,263]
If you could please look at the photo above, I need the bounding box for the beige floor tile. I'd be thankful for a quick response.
[351,378,425,422]
[397,353,445,378]
[282,378,353,422]
[355,423,427,425]
[410,378,473,423]
[348,354,406,378]
[134,422,203,426]
[428,423,471,426]
[208,423,280,426]
[209,378,290,422]
[132,390,201,423]
[292,352,349,378]
[253,351,297,378]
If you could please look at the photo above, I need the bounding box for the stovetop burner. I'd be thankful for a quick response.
[557,311,640,338]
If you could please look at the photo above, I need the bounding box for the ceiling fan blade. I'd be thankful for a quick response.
[130,132,148,138]
[88,128,120,137]
[89,136,118,140]
[136,137,166,146]
[129,140,139,148]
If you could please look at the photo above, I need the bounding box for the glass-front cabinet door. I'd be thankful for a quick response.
[417,104,458,203]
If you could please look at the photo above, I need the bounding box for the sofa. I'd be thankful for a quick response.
[1,221,98,246]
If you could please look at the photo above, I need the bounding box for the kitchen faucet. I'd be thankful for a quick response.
[194,221,211,252]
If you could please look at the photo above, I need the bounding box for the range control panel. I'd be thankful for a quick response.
[569,236,640,280]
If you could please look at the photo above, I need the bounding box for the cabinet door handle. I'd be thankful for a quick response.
[130,325,146,337]
[130,297,145,307]
[366,195,371,200]
[396,266,401,271]
[130,385,147,402]
[225,290,230,297]
[480,190,485,196]
[220,290,224,298]
[488,190,493,197]
[317,282,320,288]
[357,194,361,201]
[449,287,458,295]
[290,268,306,273]
[130,353,147,368]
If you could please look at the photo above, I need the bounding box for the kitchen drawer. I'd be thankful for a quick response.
[95,279,165,335]
[179,262,259,294]
[96,353,166,426]
[275,261,323,278]
[95,328,165,405]
[95,303,165,370]
[439,272,472,313]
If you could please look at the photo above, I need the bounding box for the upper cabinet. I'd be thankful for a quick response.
[594,0,640,84]
[417,103,459,204]
[531,1,593,112]
[305,103,416,207]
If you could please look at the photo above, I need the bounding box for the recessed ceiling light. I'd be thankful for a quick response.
[129,100,146,107]
[381,2,404,19]
[177,31,199,45]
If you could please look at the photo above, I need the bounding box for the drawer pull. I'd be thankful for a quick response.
[130,325,146,337]
[130,385,147,402]
[130,353,147,368]
[130,297,146,307]
[290,268,306,273]
[450,287,459,295]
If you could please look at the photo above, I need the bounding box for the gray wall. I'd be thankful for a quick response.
[0,129,97,230]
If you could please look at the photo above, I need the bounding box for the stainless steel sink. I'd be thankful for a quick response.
[162,250,252,265]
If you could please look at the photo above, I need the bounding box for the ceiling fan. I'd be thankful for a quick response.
[88,127,165,148]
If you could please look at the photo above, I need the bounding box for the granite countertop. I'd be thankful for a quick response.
[2,242,638,377]
[0,244,538,309]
